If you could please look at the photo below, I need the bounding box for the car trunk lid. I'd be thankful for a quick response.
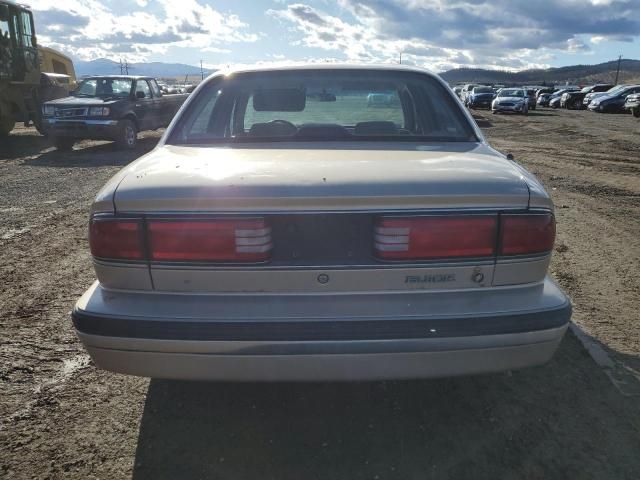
[113,143,530,212]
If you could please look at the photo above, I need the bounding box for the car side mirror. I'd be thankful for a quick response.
[506,153,515,161]
[136,91,146,99]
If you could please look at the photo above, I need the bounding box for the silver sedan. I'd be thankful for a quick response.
[73,65,570,381]
[492,88,529,114]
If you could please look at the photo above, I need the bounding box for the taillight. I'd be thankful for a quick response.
[147,218,272,262]
[89,218,144,260]
[500,213,555,255]
[374,216,497,260]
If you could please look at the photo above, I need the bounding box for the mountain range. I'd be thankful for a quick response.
[439,59,640,85]
[75,58,640,86]
[74,58,213,79]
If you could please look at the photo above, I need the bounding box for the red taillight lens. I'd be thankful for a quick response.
[375,216,497,260]
[500,213,555,255]
[89,219,144,260]
[148,218,272,262]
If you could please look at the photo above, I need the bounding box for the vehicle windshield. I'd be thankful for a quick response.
[73,78,133,98]
[606,86,624,94]
[168,69,477,144]
[473,87,493,94]
[581,87,592,93]
[498,89,524,97]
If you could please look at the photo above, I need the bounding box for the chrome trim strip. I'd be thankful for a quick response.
[46,119,118,126]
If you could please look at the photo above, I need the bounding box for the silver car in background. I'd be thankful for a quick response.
[491,88,529,114]
[73,65,571,381]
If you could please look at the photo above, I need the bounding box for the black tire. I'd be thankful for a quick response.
[115,119,137,150]
[633,108,640,118]
[33,112,47,136]
[53,137,75,151]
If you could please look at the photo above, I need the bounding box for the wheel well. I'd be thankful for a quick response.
[122,114,138,130]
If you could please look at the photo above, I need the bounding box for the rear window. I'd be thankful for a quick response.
[168,69,477,145]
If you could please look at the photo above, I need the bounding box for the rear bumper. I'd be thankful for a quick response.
[73,279,571,381]
[43,118,119,139]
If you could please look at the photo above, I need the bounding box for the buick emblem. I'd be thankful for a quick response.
[317,274,329,284]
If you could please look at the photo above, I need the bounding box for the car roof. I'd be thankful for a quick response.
[214,63,441,79]
[83,75,152,80]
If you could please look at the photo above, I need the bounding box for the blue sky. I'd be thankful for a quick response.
[28,0,640,72]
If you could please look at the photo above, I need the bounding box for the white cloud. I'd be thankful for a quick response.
[29,0,259,61]
[268,3,556,71]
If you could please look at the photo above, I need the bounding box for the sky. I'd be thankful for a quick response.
[26,0,640,72]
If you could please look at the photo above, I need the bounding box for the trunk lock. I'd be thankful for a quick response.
[317,274,330,284]
[472,268,485,284]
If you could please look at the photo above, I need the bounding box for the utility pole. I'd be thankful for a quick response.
[399,52,402,64]
[200,59,204,80]
[124,60,129,75]
[119,58,123,74]
[614,55,622,84]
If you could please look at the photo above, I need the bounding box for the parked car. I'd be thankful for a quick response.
[466,86,495,109]
[549,96,562,109]
[624,93,640,117]
[588,85,640,113]
[72,64,571,381]
[546,87,579,108]
[492,88,528,114]
[535,87,555,99]
[537,93,553,107]
[525,89,537,110]
[453,85,463,98]
[561,84,614,109]
[585,85,628,108]
[367,92,398,107]
[460,83,478,105]
[41,75,188,150]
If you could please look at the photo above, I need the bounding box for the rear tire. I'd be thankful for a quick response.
[633,108,640,118]
[53,137,75,151]
[115,119,137,150]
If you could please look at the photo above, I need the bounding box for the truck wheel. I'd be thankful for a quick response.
[0,116,15,136]
[115,119,137,150]
[53,137,75,151]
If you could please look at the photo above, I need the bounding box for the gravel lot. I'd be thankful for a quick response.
[1,109,640,479]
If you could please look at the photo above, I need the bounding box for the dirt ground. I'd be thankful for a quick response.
[1,109,639,479]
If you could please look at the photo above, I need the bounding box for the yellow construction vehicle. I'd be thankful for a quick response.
[0,0,76,135]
